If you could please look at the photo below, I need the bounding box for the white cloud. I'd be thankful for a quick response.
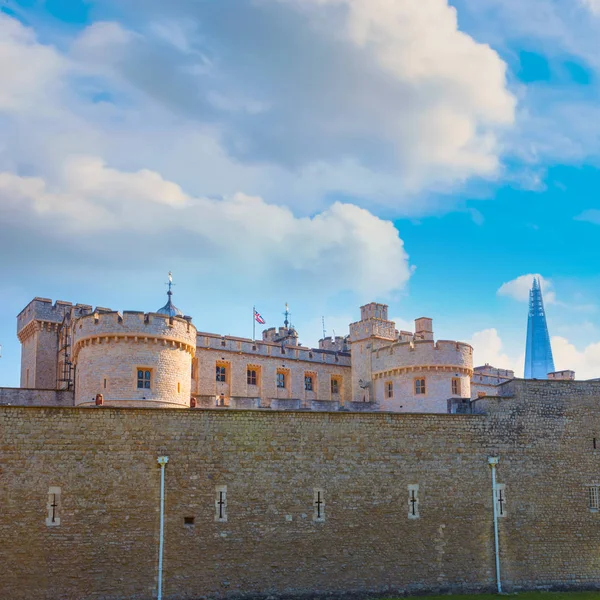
[551,336,600,379]
[0,155,412,298]
[0,15,66,112]
[273,0,516,185]
[468,327,600,381]
[467,328,524,376]
[497,273,556,304]
[581,0,600,15]
[575,209,600,225]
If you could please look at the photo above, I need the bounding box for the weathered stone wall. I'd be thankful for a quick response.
[0,387,74,406]
[4,380,600,599]
[0,406,493,600]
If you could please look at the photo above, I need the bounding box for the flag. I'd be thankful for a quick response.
[254,309,266,325]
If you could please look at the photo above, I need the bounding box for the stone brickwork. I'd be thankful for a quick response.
[0,387,74,407]
[371,340,473,412]
[73,311,196,407]
[193,338,350,407]
[3,380,600,599]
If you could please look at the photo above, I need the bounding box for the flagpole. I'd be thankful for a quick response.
[253,305,256,341]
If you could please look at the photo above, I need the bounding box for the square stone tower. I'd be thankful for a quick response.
[348,303,397,403]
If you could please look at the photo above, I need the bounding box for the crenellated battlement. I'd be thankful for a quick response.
[17,298,93,337]
[372,338,473,377]
[72,310,197,361]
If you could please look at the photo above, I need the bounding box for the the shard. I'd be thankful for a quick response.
[524,276,555,379]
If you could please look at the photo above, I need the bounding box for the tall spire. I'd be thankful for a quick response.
[156,271,183,317]
[524,276,555,379]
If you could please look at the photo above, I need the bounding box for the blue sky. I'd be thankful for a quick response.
[1,0,600,386]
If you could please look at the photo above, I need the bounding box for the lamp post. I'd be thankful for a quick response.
[157,456,169,600]
[488,456,502,594]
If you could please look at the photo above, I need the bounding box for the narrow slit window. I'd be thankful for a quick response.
[386,381,393,399]
[495,483,507,518]
[46,486,61,527]
[313,488,325,522]
[588,485,600,512]
[451,378,461,396]
[408,484,419,519]
[215,485,228,522]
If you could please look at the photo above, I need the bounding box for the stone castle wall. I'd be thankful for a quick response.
[73,311,196,407]
[0,387,74,407]
[3,381,600,599]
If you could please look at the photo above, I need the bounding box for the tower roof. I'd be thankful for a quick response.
[156,272,183,318]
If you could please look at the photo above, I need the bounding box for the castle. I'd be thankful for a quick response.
[14,282,477,413]
[4,281,600,600]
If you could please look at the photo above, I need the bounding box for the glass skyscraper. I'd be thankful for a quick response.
[524,277,555,379]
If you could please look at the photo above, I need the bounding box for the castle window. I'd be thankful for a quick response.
[588,486,600,512]
[137,369,151,389]
[408,484,419,519]
[215,485,227,522]
[247,369,257,386]
[331,377,340,394]
[414,378,426,395]
[46,486,61,527]
[184,516,195,526]
[313,488,325,522]
[277,372,286,388]
[452,378,461,396]
[305,375,313,391]
[496,484,506,517]
[216,365,226,382]
[177,382,181,394]
[386,381,393,399]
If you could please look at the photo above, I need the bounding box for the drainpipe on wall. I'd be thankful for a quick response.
[157,456,169,600]
[488,456,502,594]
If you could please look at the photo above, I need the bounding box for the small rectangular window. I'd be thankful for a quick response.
[414,378,426,395]
[496,483,507,517]
[452,378,461,396]
[331,377,339,394]
[216,365,226,382]
[305,375,313,391]
[313,488,325,522]
[386,381,393,399]
[247,369,257,386]
[589,485,600,512]
[215,485,227,522]
[408,484,419,519]
[184,516,195,526]
[137,369,151,389]
[277,372,286,388]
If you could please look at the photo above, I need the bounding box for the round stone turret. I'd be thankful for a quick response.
[72,310,196,408]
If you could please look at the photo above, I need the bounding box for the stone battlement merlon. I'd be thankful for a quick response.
[72,310,197,355]
[196,331,351,366]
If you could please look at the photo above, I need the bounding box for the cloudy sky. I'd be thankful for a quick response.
[1,0,600,386]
